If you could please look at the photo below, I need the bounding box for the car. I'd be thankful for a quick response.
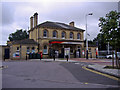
[106,52,120,60]
[106,54,115,59]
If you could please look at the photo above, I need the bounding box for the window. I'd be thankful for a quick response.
[27,47,30,54]
[17,47,19,51]
[43,45,47,54]
[32,47,35,53]
[62,31,65,39]
[77,33,81,39]
[53,31,57,38]
[70,32,73,39]
[43,30,47,37]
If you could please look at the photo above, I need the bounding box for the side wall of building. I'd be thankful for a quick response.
[10,44,38,60]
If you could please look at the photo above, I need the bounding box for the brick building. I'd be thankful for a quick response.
[7,39,38,60]
[29,12,85,58]
[1,12,98,60]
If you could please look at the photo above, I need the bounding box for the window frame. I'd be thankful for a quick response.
[70,32,73,39]
[77,33,81,39]
[53,30,57,38]
[62,31,66,39]
[43,29,48,38]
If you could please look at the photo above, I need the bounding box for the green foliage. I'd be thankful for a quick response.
[8,29,29,41]
[93,33,107,50]
[98,10,120,50]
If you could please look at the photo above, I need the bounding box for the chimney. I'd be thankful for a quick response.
[30,16,33,29]
[69,21,74,27]
[34,12,38,27]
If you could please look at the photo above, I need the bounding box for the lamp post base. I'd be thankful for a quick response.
[86,50,88,59]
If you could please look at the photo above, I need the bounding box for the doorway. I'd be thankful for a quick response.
[64,48,70,58]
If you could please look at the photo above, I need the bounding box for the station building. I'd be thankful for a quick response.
[1,12,98,60]
[29,12,85,58]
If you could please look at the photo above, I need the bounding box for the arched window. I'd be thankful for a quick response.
[43,30,48,37]
[70,32,73,39]
[43,45,47,54]
[62,31,66,39]
[53,30,57,38]
[77,33,81,39]
[27,47,30,54]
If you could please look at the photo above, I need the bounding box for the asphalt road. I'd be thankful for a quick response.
[2,60,120,88]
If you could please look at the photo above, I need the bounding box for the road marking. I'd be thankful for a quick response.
[82,66,120,81]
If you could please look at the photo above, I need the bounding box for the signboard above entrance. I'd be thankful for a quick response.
[49,41,82,45]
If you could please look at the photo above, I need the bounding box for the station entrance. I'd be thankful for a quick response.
[49,40,83,58]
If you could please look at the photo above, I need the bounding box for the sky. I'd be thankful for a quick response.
[0,0,119,45]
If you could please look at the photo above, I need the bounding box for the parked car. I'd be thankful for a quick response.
[106,52,120,60]
[106,54,115,59]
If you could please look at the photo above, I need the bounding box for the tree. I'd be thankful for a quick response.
[93,33,107,50]
[98,10,120,68]
[8,29,29,41]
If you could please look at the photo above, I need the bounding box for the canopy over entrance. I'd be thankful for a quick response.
[49,40,83,45]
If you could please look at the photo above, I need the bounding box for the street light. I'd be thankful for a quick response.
[86,13,93,59]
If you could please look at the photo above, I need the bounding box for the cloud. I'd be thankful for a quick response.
[2,2,15,26]
[1,1,118,45]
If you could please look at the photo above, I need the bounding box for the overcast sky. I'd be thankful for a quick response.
[0,0,119,45]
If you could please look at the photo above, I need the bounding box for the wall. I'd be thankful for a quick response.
[29,27,85,58]
[10,44,38,60]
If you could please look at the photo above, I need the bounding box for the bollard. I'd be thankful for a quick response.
[66,55,68,62]
[40,55,41,60]
[53,55,55,61]
[26,53,27,60]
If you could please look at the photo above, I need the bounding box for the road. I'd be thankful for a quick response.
[2,60,120,88]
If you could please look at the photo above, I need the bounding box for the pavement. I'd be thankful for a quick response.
[1,58,120,78]
[70,58,120,78]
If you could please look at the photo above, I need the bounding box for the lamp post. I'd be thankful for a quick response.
[86,13,93,59]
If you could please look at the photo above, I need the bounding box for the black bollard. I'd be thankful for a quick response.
[53,55,55,61]
[26,53,27,60]
[66,55,68,62]
[40,55,41,60]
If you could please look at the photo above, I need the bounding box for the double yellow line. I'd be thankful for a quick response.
[82,66,120,81]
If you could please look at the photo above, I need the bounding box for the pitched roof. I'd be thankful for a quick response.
[11,39,38,45]
[31,21,85,31]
